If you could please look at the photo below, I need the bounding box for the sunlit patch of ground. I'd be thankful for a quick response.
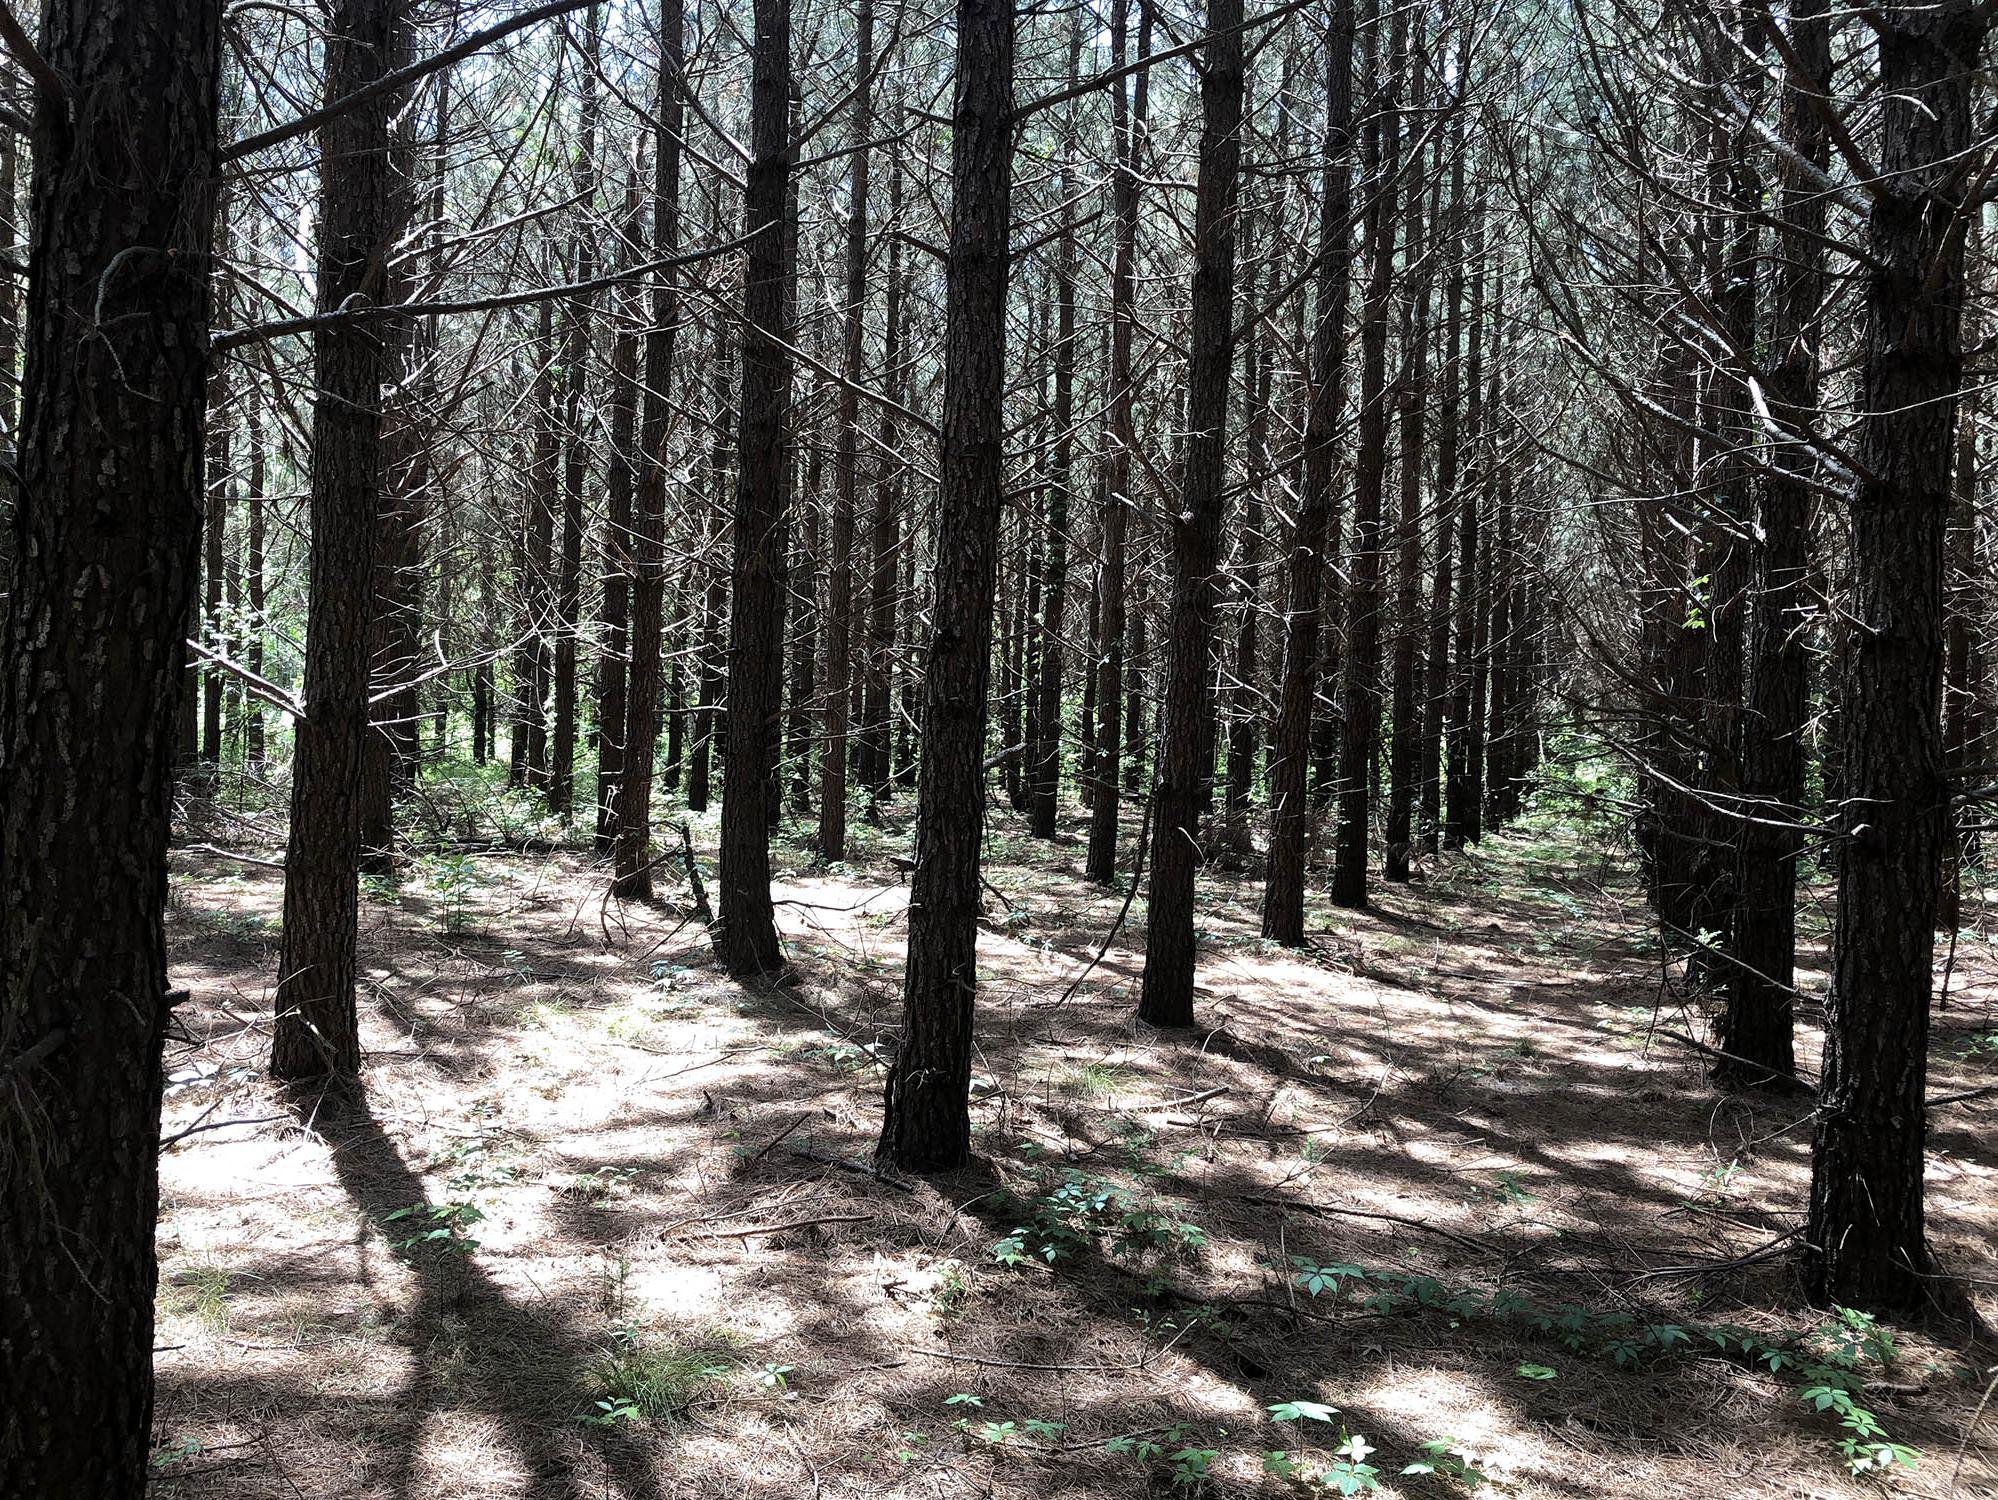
[150,793,1998,1498]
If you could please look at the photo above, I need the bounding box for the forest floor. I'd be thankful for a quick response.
[152,786,1998,1500]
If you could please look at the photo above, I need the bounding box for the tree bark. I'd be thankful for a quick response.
[1029,35,1080,840]
[876,0,1014,1171]
[1719,0,1826,1090]
[0,5,221,1489]
[245,398,268,769]
[1138,0,1244,1029]
[1084,0,1150,886]
[1329,0,1404,909]
[1385,87,1433,883]
[716,0,794,977]
[596,164,642,854]
[817,0,875,862]
[274,0,412,1081]
[1805,0,1986,1315]
[1421,86,1466,857]
[550,7,600,821]
[613,0,685,897]
[1263,0,1355,942]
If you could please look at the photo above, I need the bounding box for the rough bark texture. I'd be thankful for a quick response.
[550,12,599,822]
[1719,0,1826,1090]
[1385,103,1432,884]
[274,0,409,1081]
[1030,39,1080,842]
[716,0,793,977]
[356,89,421,876]
[860,129,904,815]
[245,401,268,767]
[613,0,685,898]
[1263,0,1354,943]
[1805,0,1986,1315]
[0,2,220,1489]
[1084,0,1147,886]
[876,0,1013,1171]
[1330,0,1404,909]
[817,0,873,862]
[1421,95,1466,857]
[1444,246,1485,849]
[1138,0,1244,1029]
[595,170,641,855]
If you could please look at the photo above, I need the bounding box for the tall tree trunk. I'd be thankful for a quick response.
[1085,0,1150,885]
[1385,89,1433,884]
[1222,234,1267,862]
[784,382,817,819]
[0,120,15,613]
[1138,0,1244,1029]
[201,344,228,768]
[1124,577,1149,794]
[717,0,794,976]
[1444,242,1485,848]
[1422,87,1467,857]
[1483,454,1513,824]
[1329,0,1404,909]
[817,0,875,861]
[1263,0,1356,942]
[688,322,734,817]
[1029,36,1079,840]
[520,301,559,790]
[614,0,686,896]
[357,96,421,876]
[597,162,642,854]
[876,0,1014,1170]
[1682,29,1760,959]
[861,120,906,818]
[273,0,411,1081]
[550,7,601,821]
[0,4,221,1487]
[1805,0,1987,1315]
[246,397,268,769]
[1720,0,1826,1089]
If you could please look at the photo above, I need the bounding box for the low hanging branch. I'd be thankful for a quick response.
[211,228,766,352]
[0,8,64,109]
[221,0,597,163]
[185,637,302,719]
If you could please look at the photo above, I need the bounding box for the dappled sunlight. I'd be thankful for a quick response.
[148,803,1998,1497]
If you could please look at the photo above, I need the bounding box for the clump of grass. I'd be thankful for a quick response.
[162,1259,236,1331]
[587,1326,745,1424]
[1067,1061,1131,1099]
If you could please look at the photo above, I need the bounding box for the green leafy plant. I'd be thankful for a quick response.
[930,1258,971,1318]
[151,1435,203,1470]
[415,850,484,934]
[1285,1252,1926,1476]
[1402,1437,1487,1488]
[581,1396,641,1429]
[1264,1401,1379,1493]
[565,1164,636,1205]
[1105,1425,1221,1488]
[989,1170,1205,1268]
[383,1200,483,1256]
[758,1361,795,1391]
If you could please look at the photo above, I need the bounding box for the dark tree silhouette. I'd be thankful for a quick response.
[0,2,222,1488]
